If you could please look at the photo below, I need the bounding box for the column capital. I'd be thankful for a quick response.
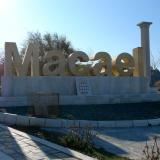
[137,21,152,28]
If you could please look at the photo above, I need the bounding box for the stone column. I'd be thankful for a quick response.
[137,22,152,82]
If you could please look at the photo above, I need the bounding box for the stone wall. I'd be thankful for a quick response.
[1,76,148,97]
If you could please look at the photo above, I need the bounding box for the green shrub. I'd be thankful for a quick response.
[60,126,96,153]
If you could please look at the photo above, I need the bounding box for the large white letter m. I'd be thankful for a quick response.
[4,42,39,76]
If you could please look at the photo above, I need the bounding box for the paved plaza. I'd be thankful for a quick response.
[95,126,160,160]
[1,122,160,160]
[0,124,94,160]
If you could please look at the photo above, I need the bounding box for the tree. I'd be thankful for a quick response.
[21,32,74,57]
[20,32,74,75]
[0,48,4,63]
[150,53,160,87]
[0,49,4,77]
[151,53,160,70]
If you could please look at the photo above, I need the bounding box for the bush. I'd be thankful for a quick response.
[142,136,160,160]
[60,126,96,153]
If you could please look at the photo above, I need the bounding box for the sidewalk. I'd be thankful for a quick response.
[1,123,159,160]
[95,126,160,160]
[0,124,95,160]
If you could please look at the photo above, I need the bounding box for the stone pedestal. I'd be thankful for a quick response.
[31,92,59,117]
[1,76,149,97]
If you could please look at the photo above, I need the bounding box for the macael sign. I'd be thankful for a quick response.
[4,42,142,77]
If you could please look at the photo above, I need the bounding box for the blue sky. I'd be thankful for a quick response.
[0,0,160,60]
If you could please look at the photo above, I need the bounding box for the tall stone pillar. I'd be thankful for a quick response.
[137,22,152,83]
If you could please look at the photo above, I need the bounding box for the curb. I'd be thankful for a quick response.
[0,112,160,128]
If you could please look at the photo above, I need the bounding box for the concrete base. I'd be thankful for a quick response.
[1,76,157,106]
[60,92,160,105]
[0,92,159,107]
[30,92,59,116]
[1,76,149,97]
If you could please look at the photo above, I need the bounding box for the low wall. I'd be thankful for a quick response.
[0,92,159,106]
[1,76,148,97]
[0,112,160,128]
[1,100,160,120]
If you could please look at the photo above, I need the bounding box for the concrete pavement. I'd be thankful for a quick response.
[0,124,95,160]
[95,126,160,160]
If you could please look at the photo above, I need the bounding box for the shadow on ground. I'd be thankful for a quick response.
[94,126,160,159]
[0,124,78,159]
[96,126,160,142]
